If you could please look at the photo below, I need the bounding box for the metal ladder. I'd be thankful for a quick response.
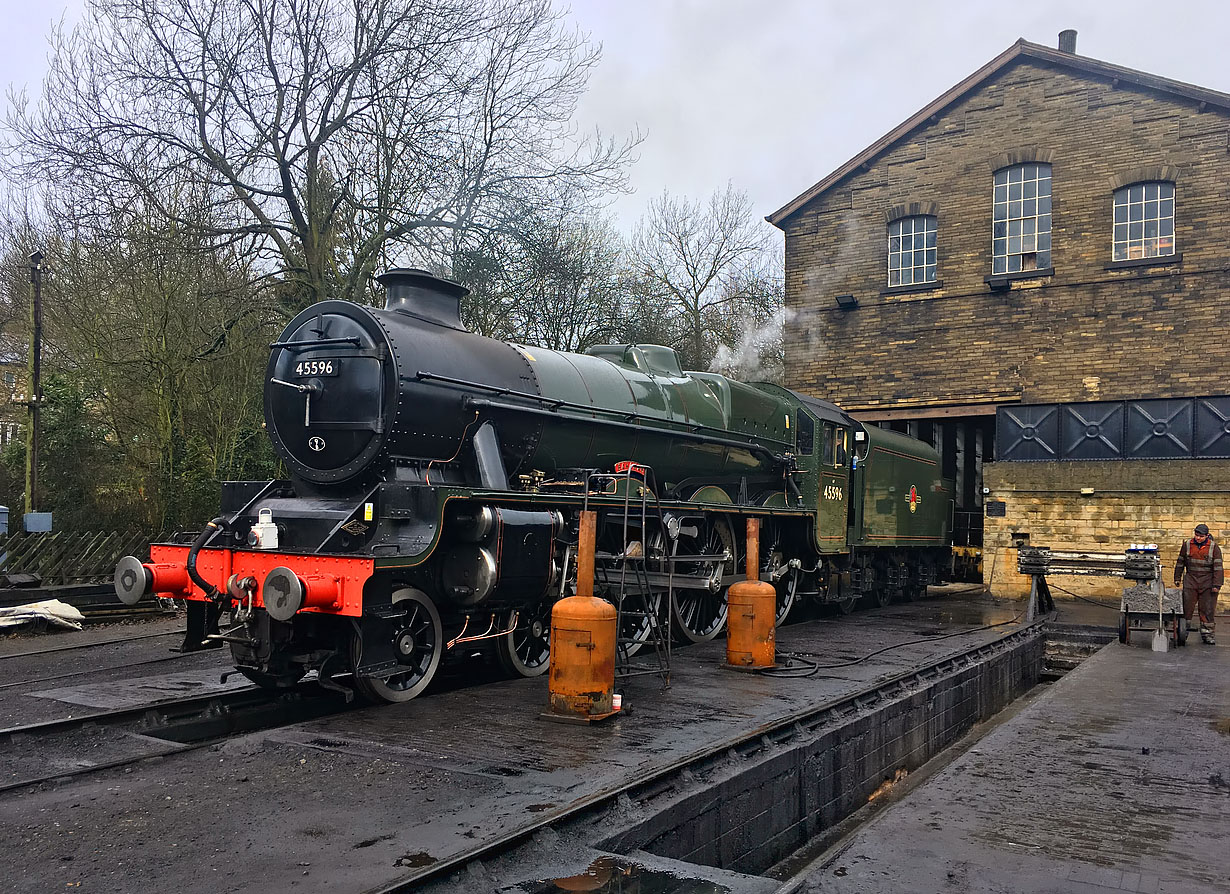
[583,465,672,686]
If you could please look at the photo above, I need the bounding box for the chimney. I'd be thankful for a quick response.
[377,268,470,329]
[1058,30,1077,54]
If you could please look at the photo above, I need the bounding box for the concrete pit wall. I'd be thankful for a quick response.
[600,629,1043,876]
[983,458,1230,601]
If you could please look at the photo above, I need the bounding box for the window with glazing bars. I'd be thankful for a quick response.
[887,215,936,287]
[992,164,1051,275]
[1112,182,1174,261]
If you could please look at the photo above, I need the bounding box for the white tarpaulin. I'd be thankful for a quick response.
[0,599,86,631]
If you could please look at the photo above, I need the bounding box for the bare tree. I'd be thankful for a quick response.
[44,198,277,529]
[628,184,772,370]
[5,0,636,313]
[511,210,623,352]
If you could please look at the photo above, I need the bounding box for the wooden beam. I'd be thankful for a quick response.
[849,402,1008,422]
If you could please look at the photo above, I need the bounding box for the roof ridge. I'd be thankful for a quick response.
[768,39,1230,227]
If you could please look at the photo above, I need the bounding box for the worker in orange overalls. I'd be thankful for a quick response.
[1174,524,1223,645]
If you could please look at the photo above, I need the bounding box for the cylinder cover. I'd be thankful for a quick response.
[441,545,498,606]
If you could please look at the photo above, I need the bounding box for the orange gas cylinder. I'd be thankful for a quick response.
[548,594,617,717]
[548,510,618,719]
[726,519,776,669]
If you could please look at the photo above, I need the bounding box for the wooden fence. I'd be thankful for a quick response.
[0,530,163,587]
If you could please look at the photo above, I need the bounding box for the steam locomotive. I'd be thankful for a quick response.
[114,269,953,703]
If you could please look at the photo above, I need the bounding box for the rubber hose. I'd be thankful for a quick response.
[186,516,228,600]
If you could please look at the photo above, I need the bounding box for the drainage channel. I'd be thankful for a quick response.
[396,620,1049,894]
[1041,622,1116,679]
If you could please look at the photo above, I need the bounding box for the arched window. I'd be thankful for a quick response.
[887,215,936,287]
[992,163,1051,274]
[1112,181,1175,261]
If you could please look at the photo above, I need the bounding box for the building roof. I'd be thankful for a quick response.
[767,38,1230,228]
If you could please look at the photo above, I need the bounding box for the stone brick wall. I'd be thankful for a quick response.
[984,459,1230,606]
[780,57,1230,412]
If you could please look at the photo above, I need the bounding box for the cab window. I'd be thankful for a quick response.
[796,412,814,455]
[835,427,848,467]
[823,423,835,465]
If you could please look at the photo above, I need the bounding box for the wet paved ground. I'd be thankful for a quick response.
[1,592,1025,894]
[13,592,1220,894]
[801,636,1230,893]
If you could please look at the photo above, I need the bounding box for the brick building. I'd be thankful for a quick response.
[769,32,1230,596]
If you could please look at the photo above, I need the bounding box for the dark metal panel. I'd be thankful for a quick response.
[1194,397,1230,458]
[996,405,1060,461]
[1060,402,1124,460]
[1126,399,1193,458]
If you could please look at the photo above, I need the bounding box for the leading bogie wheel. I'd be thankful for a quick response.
[495,601,552,677]
[1118,611,1129,644]
[352,587,443,703]
[229,641,305,690]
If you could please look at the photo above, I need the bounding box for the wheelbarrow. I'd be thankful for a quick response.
[1119,580,1187,647]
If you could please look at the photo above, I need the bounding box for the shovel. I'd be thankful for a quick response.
[1152,578,1169,653]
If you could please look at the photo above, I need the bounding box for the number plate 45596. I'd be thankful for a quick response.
[294,359,341,377]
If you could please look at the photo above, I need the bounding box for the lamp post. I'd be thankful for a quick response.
[24,250,43,519]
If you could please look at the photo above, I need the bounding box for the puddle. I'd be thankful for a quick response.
[394,851,436,867]
[514,856,729,894]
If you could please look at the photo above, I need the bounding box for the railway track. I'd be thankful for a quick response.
[0,681,349,794]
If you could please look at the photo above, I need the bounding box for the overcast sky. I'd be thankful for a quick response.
[4,0,1230,238]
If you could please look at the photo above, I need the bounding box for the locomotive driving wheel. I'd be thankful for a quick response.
[351,587,443,703]
[671,515,735,643]
[759,523,794,626]
[495,600,552,678]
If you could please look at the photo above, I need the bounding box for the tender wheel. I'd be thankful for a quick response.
[495,602,552,677]
[867,583,893,609]
[1118,611,1129,644]
[901,574,926,602]
[671,516,734,643]
[352,588,442,703]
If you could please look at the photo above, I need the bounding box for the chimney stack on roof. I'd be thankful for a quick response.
[1058,30,1078,54]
